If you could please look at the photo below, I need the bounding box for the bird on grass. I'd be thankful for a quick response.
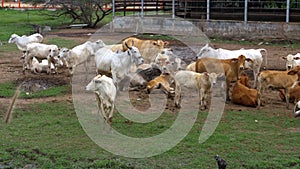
[215,154,226,169]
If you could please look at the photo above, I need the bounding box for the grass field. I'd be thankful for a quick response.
[1,8,300,169]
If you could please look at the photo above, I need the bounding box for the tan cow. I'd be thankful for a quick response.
[278,83,300,104]
[257,66,300,109]
[195,55,252,101]
[174,70,218,110]
[232,74,258,107]
[122,37,169,63]
[146,72,174,95]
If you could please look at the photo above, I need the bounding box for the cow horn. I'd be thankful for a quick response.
[125,41,132,50]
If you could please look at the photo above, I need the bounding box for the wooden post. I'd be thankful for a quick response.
[18,0,21,8]
[2,0,4,8]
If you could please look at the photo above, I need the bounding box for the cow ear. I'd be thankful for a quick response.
[164,41,169,47]
[288,69,298,75]
[231,58,238,62]
[281,56,287,60]
[246,58,253,62]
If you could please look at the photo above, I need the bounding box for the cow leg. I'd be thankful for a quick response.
[226,80,231,102]
[174,84,181,108]
[199,88,205,110]
[252,67,259,88]
[257,82,264,109]
[285,88,290,109]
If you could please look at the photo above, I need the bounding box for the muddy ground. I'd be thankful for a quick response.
[0,28,299,117]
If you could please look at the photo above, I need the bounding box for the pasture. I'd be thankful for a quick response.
[1,9,300,169]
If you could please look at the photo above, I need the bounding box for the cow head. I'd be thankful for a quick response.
[288,66,300,80]
[239,74,250,87]
[196,44,217,59]
[207,72,218,85]
[231,55,252,70]
[127,45,144,66]
[282,54,300,70]
[58,48,69,59]
[48,47,59,58]
[8,34,19,43]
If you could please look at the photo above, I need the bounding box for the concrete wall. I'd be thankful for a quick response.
[191,20,300,41]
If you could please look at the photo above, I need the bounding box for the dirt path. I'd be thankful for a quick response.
[1,28,299,116]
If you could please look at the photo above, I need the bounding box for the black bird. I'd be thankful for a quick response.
[215,155,226,169]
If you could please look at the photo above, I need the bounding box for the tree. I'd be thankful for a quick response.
[45,0,112,28]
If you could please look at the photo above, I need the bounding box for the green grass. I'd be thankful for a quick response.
[0,9,72,42]
[1,100,300,168]
[0,82,70,99]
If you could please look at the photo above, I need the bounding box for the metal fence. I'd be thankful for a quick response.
[113,0,300,22]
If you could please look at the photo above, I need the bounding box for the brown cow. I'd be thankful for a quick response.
[122,37,169,63]
[278,84,300,104]
[257,66,300,109]
[146,72,174,95]
[232,74,258,107]
[195,55,252,101]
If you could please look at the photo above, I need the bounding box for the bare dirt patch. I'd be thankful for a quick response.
[0,28,299,117]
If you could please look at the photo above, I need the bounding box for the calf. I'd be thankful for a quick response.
[174,70,218,110]
[146,72,174,95]
[232,74,258,107]
[23,43,59,74]
[281,54,300,70]
[195,55,252,101]
[257,66,300,109]
[278,84,300,104]
[86,75,117,128]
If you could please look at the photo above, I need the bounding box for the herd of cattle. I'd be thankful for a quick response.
[8,32,300,126]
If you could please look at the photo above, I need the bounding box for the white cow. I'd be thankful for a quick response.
[197,44,267,87]
[95,42,144,87]
[30,57,57,74]
[86,75,117,127]
[58,40,105,74]
[294,100,300,117]
[8,33,43,52]
[174,70,218,110]
[281,53,300,70]
[23,43,59,74]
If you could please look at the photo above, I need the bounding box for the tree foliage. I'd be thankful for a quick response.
[45,0,112,28]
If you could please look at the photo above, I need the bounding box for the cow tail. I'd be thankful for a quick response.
[260,49,268,69]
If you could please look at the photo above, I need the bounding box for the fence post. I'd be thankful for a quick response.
[172,0,175,18]
[141,0,144,17]
[286,0,290,22]
[112,0,115,17]
[244,0,248,22]
[207,0,210,20]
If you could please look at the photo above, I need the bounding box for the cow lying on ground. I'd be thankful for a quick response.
[174,70,218,110]
[231,74,258,107]
[146,72,174,95]
[23,43,59,74]
[195,55,252,101]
